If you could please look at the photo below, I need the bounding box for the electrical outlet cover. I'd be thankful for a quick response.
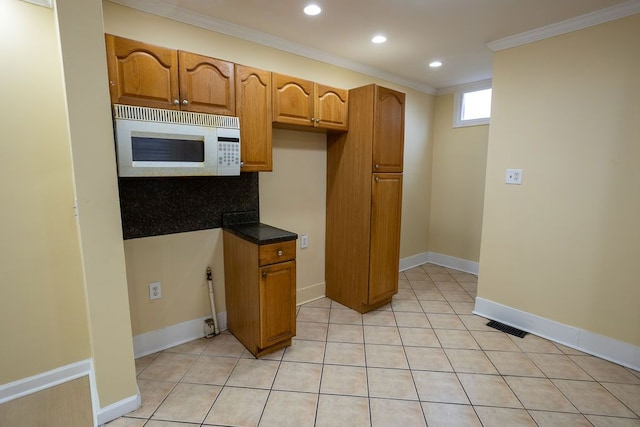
[505,168,523,185]
[149,282,162,300]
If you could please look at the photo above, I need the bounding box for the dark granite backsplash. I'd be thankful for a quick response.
[118,173,259,239]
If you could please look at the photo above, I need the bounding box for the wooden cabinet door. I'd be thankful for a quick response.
[235,65,272,172]
[259,261,296,348]
[368,173,403,305]
[316,84,348,131]
[105,34,179,110]
[372,86,405,173]
[178,51,235,115]
[272,74,315,127]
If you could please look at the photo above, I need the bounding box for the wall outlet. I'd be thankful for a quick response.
[505,168,523,185]
[300,234,309,249]
[149,282,162,300]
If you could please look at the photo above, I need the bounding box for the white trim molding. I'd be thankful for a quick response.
[437,79,492,96]
[297,281,326,306]
[399,252,430,272]
[96,389,141,426]
[133,313,227,358]
[474,297,640,371]
[488,0,640,52]
[19,0,52,8]
[400,252,479,275]
[0,359,92,405]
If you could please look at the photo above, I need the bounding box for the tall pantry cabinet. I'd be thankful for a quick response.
[326,84,405,313]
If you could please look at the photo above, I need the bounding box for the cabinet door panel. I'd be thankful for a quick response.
[316,84,348,131]
[106,34,179,109]
[235,65,272,171]
[179,51,235,115]
[259,261,296,348]
[368,174,403,305]
[372,87,405,173]
[272,74,314,127]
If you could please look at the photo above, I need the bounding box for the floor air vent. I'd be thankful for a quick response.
[486,320,528,338]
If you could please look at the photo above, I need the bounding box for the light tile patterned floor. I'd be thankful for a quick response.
[108,263,640,427]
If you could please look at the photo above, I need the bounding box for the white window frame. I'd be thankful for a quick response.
[451,80,492,128]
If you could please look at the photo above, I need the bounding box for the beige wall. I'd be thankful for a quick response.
[103,2,434,335]
[0,0,90,384]
[1,0,137,414]
[56,0,138,407]
[478,14,640,346]
[429,94,488,261]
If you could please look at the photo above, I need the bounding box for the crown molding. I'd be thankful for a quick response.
[488,0,640,52]
[20,0,52,8]
[108,0,437,94]
[437,78,492,96]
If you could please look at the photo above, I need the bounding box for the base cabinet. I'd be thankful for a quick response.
[223,231,296,357]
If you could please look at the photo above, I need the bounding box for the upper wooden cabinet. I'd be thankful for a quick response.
[105,34,178,110]
[235,65,272,172]
[105,34,235,115]
[178,51,235,115]
[272,73,348,131]
[372,86,405,173]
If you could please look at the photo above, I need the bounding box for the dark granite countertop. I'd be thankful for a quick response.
[224,222,298,245]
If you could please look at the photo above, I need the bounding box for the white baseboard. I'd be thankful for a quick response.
[399,252,430,271]
[133,312,227,358]
[297,281,326,305]
[0,358,137,427]
[97,388,141,426]
[474,297,640,371]
[0,359,92,405]
[426,252,479,275]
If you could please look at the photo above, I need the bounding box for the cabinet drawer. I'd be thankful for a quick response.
[259,240,296,266]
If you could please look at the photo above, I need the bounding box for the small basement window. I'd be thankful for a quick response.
[453,84,492,128]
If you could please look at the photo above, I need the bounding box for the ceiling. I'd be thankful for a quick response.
[110,0,636,93]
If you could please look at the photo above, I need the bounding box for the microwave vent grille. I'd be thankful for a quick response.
[113,104,239,129]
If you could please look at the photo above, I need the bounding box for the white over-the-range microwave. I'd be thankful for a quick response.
[113,104,241,177]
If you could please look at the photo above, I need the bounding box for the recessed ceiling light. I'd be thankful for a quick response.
[429,60,443,68]
[371,35,387,44]
[304,4,321,16]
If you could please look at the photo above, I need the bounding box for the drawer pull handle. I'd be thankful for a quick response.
[277,250,283,256]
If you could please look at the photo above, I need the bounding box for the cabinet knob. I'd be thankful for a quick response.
[310,117,315,123]
[240,161,244,168]
[173,99,180,105]
[262,271,267,278]
[182,99,189,105]
[375,176,380,182]
[375,164,379,169]
[277,250,283,256]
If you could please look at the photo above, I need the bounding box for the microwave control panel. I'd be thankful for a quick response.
[216,128,241,175]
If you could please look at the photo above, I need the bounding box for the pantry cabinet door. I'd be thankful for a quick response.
[368,173,403,305]
[372,86,405,173]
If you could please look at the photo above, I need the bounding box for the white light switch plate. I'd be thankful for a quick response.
[505,168,523,185]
